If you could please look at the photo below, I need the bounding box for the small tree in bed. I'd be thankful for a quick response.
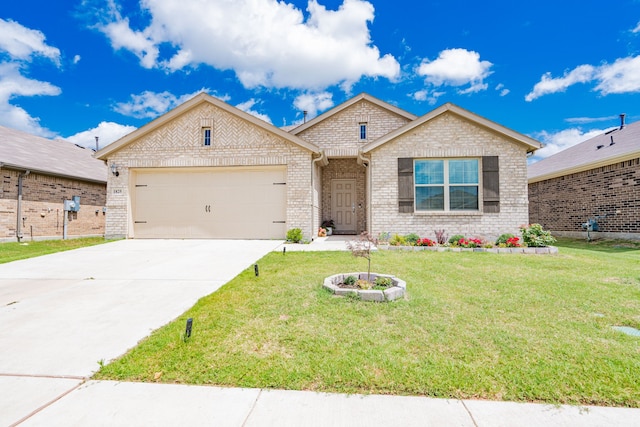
[346,231,378,283]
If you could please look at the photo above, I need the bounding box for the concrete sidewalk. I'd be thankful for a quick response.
[10,380,640,426]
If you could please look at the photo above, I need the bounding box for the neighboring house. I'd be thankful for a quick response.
[0,125,107,242]
[96,93,541,241]
[528,116,640,240]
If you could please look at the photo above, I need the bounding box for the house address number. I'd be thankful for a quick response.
[112,189,123,195]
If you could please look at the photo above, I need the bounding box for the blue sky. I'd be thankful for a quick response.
[2,0,640,162]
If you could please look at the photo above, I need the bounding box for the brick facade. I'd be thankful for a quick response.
[105,102,314,239]
[528,158,640,237]
[0,168,106,241]
[368,113,530,241]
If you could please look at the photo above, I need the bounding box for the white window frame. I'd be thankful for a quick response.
[414,158,479,212]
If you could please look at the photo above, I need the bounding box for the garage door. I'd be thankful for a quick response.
[133,166,287,239]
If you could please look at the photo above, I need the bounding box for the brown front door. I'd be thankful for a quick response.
[331,179,356,234]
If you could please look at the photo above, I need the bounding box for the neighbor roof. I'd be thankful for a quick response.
[0,125,107,183]
[96,92,320,159]
[289,93,418,135]
[528,119,640,183]
[361,103,542,154]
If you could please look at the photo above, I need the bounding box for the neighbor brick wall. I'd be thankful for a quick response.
[0,169,106,241]
[368,113,530,241]
[105,102,314,239]
[528,158,640,234]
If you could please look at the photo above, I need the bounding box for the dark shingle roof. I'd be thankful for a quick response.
[528,120,640,183]
[0,125,107,183]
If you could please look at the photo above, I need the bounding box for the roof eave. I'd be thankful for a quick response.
[0,162,107,184]
[362,103,542,154]
[290,93,418,135]
[528,151,640,184]
[96,92,320,159]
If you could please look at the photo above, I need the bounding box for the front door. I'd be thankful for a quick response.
[331,179,356,234]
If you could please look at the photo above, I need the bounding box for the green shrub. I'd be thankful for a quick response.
[496,233,515,245]
[343,275,357,286]
[286,228,303,243]
[404,233,420,245]
[374,276,393,288]
[448,234,465,245]
[389,234,407,246]
[520,223,556,247]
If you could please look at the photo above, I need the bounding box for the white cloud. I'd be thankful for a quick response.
[0,62,61,137]
[94,0,399,91]
[495,83,509,97]
[564,116,617,125]
[73,55,81,64]
[293,92,334,119]
[529,127,609,162]
[526,56,640,101]
[417,48,493,94]
[65,121,137,149]
[114,89,210,118]
[0,18,61,65]
[235,99,272,124]
[0,19,62,137]
[633,21,640,33]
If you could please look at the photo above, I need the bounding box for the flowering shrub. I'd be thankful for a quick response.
[520,223,556,247]
[457,238,483,248]
[416,238,436,246]
[505,237,521,247]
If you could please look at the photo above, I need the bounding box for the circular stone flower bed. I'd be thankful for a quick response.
[323,273,406,302]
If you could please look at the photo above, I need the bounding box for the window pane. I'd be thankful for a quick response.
[360,124,367,140]
[416,186,444,210]
[449,159,478,184]
[415,160,444,185]
[203,128,211,146]
[449,186,478,210]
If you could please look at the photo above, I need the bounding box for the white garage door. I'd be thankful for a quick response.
[132,166,287,239]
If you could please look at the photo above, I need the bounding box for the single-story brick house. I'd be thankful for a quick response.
[0,125,107,242]
[96,92,541,241]
[528,116,640,240]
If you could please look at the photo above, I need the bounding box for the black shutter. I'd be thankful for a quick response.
[482,156,500,213]
[398,158,414,213]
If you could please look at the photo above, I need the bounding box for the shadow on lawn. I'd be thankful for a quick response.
[555,237,640,254]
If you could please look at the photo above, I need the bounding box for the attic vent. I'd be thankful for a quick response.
[596,145,604,150]
[200,118,214,128]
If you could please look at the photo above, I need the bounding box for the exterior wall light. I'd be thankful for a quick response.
[111,163,119,177]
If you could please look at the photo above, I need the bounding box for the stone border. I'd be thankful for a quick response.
[323,272,406,302]
[379,245,558,254]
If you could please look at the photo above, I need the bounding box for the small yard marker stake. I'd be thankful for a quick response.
[283,246,286,255]
[184,318,193,342]
[254,264,259,277]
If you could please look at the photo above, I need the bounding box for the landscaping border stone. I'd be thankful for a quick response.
[323,272,406,302]
[378,245,558,254]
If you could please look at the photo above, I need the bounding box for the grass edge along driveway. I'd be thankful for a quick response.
[95,239,640,407]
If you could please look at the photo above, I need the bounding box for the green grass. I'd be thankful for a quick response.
[95,239,640,407]
[0,237,108,264]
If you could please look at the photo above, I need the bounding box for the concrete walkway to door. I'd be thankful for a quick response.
[0,239,281,426]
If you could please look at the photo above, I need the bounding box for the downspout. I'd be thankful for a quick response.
[357,151,371,233]
[311,151,327,240]
[16,170,30,242]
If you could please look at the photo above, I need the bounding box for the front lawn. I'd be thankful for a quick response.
[0,237,108,264]
[95,239,640,407]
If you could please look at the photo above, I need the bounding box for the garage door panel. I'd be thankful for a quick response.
[133,167,286,239]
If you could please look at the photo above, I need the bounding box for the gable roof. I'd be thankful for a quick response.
[0,125,107,183]
[289,92,418,135]
[361,103,542,154]
[96,92,320,159]
[528,119,640,183]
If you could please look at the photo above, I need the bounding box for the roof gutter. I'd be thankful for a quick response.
[0,162,107,184]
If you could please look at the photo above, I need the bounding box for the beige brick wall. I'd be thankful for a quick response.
[0,169,106,241]
[297,100,412,155]
[105,102,314,239]
[368,113,530,241]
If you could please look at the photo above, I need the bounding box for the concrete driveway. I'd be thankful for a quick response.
[0,239,280,426]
